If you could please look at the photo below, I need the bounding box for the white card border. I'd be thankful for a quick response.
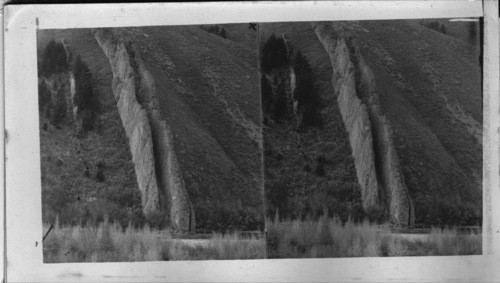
[4,1,499,282]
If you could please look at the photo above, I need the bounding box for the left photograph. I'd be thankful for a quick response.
[37,25,265,262]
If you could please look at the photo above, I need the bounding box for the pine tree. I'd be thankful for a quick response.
[274,80,288,121]
[260,33,289,73]
[40,39,68,76]
[38,80,51,114]
[51,87,67,125]
[292,51,321,128]
[261,74,274,114]
[73,56,99,132]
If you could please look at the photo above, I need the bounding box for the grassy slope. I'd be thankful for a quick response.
[38,29,144,226]
[350,20,482,225]
[38,26,264,230]
[259,23,363,220]
[119,26,264,230]
[259,21,481,226]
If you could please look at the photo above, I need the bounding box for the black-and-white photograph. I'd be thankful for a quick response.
[261,20,482,258]
[37,25,265,262]
[38,19,483,263]
[5,0,500,281]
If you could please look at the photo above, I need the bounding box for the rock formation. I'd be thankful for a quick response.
[313,22,414,227]
[94,28,195,231]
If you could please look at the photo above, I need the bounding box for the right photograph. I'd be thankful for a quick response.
[261,19,482,258]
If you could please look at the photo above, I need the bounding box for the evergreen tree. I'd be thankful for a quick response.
[293,51,322,128]
[260,33,289,73]
[274,79,288,121]
[40,39,68,76]
[38,80,51,114]
[73,55,99,132]
[261,74,274,114]
[51,87,67,125]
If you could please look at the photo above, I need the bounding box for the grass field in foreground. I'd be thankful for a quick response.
[43,220,266,262]
[266,216,481,258]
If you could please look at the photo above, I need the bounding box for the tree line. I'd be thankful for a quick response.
[260,33,322,130]
[38,39,99,133]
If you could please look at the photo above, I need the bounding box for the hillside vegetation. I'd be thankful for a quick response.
[38,38,145,227]
[38,24,264,232]
[261,20,482,227]
[260,25,367,223]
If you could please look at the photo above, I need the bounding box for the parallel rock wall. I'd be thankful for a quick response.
[313,23,380,210]
[313,22,414,227]
[94,28,194,231]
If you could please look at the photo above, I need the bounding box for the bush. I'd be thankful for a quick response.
[424,21,447,35]
[200,25,228,39]
[315,162,325,176]
[97,160,106,169]
[366,205,388,224]
[96,168,105,182]
[146,210,167,230]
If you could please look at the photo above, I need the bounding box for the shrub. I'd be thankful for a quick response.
[97,160,106,169]
[315,162,325,176]
[303,164,311,172]
[96,168,105,182]
[316,154,326,164]
[424,21,448,35]
[366,205,388,224]
[200,25,228,39]
[146,210,167,230]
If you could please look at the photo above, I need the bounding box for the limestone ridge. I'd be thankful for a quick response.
[93,28,195,231]
[313,22,414,228]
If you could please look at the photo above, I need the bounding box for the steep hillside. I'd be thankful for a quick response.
[261,20,481,227]
[39,25,263,232]
[109,26,263,231]
[260,23,366,222]
[38,38,144,227]
[350,20,482,226]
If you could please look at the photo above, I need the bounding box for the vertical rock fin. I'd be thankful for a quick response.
[93,28,195,231]
[313,22,415,228]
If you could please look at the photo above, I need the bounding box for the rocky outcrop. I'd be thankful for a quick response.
[313,23,380,211]
[313,22,414,227]
[94,28,195,231]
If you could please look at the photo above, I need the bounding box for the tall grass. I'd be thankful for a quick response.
[43,219,266,262]
[266,216,482,258]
